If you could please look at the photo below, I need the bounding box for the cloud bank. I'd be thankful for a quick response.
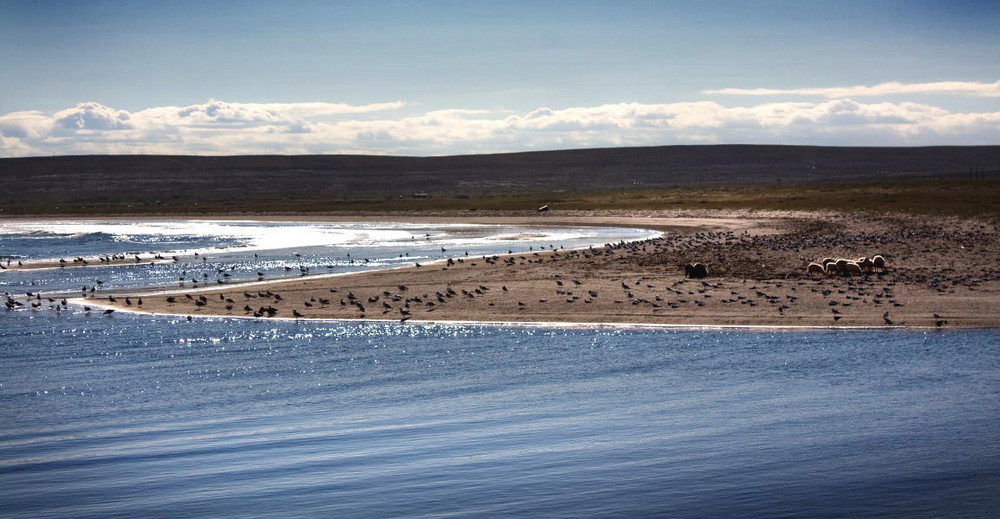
[1,96,998,157]
[704,79,1000,98]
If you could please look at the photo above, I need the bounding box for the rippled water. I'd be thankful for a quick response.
[0,220,655,294]
[1,221,999,518]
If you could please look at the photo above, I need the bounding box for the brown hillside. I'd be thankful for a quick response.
[1,145,997,214]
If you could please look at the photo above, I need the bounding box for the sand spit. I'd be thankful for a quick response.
[44,211,1000,328]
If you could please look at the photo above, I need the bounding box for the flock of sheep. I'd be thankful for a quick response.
[806,255,886,276]
[684,255,886,279]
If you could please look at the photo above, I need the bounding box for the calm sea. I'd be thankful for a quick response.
[1,221,998,518]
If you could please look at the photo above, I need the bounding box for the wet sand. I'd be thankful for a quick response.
[70,211,1000,328]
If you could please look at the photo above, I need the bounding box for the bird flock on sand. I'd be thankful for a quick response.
[5,213,997,329]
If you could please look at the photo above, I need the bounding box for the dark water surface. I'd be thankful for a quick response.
[2,311,998,518]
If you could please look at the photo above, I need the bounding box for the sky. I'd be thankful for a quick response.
[1,0,998,157]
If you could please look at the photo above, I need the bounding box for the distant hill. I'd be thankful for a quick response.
[1,145,997,214]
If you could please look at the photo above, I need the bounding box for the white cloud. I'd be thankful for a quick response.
[53,102,132,130]
[0,110,54,139]
[704,79,1000,98]
[1,97,998,157]
[0,133,36,155]
[133,99,406,128]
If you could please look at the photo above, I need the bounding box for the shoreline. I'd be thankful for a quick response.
[54,210,999,329]
[76,298,979,331]
[0,211,699,271]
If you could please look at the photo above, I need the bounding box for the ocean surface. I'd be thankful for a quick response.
[1,220,998,518]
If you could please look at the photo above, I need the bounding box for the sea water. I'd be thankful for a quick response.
[1,221,998,518]
[0,220,656,294]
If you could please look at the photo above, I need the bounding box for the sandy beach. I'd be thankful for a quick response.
[74,210,1000,328]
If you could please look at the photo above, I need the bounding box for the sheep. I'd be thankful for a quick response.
[872,255,886,272]
[842,261,863,276]
[822,258,839,273]
[806,262,826,276]
[857,257,874,272]
[684,262,708,279]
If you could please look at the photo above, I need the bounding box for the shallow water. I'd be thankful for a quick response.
[0,220,655,294]
[1,221,998,518]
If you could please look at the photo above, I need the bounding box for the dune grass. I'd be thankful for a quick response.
[548,179,1000,219]
[264,179,999,220]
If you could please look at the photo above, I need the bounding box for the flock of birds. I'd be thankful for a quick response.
[6,214,992,329]
[85,236,926,326]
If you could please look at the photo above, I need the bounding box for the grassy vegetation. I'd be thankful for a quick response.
[546,178,1000,220]
[5,178,998,222]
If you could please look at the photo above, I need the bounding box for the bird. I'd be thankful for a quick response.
[103,309,115,315]
[292,310,304,318]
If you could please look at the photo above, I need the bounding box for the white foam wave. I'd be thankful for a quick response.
[0,220,658,259]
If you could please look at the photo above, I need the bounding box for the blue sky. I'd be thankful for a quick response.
[1,0,998,156]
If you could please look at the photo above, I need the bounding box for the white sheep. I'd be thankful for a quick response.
[806,262,826,276]
[872,255,886,272]
[843,261,863,276]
